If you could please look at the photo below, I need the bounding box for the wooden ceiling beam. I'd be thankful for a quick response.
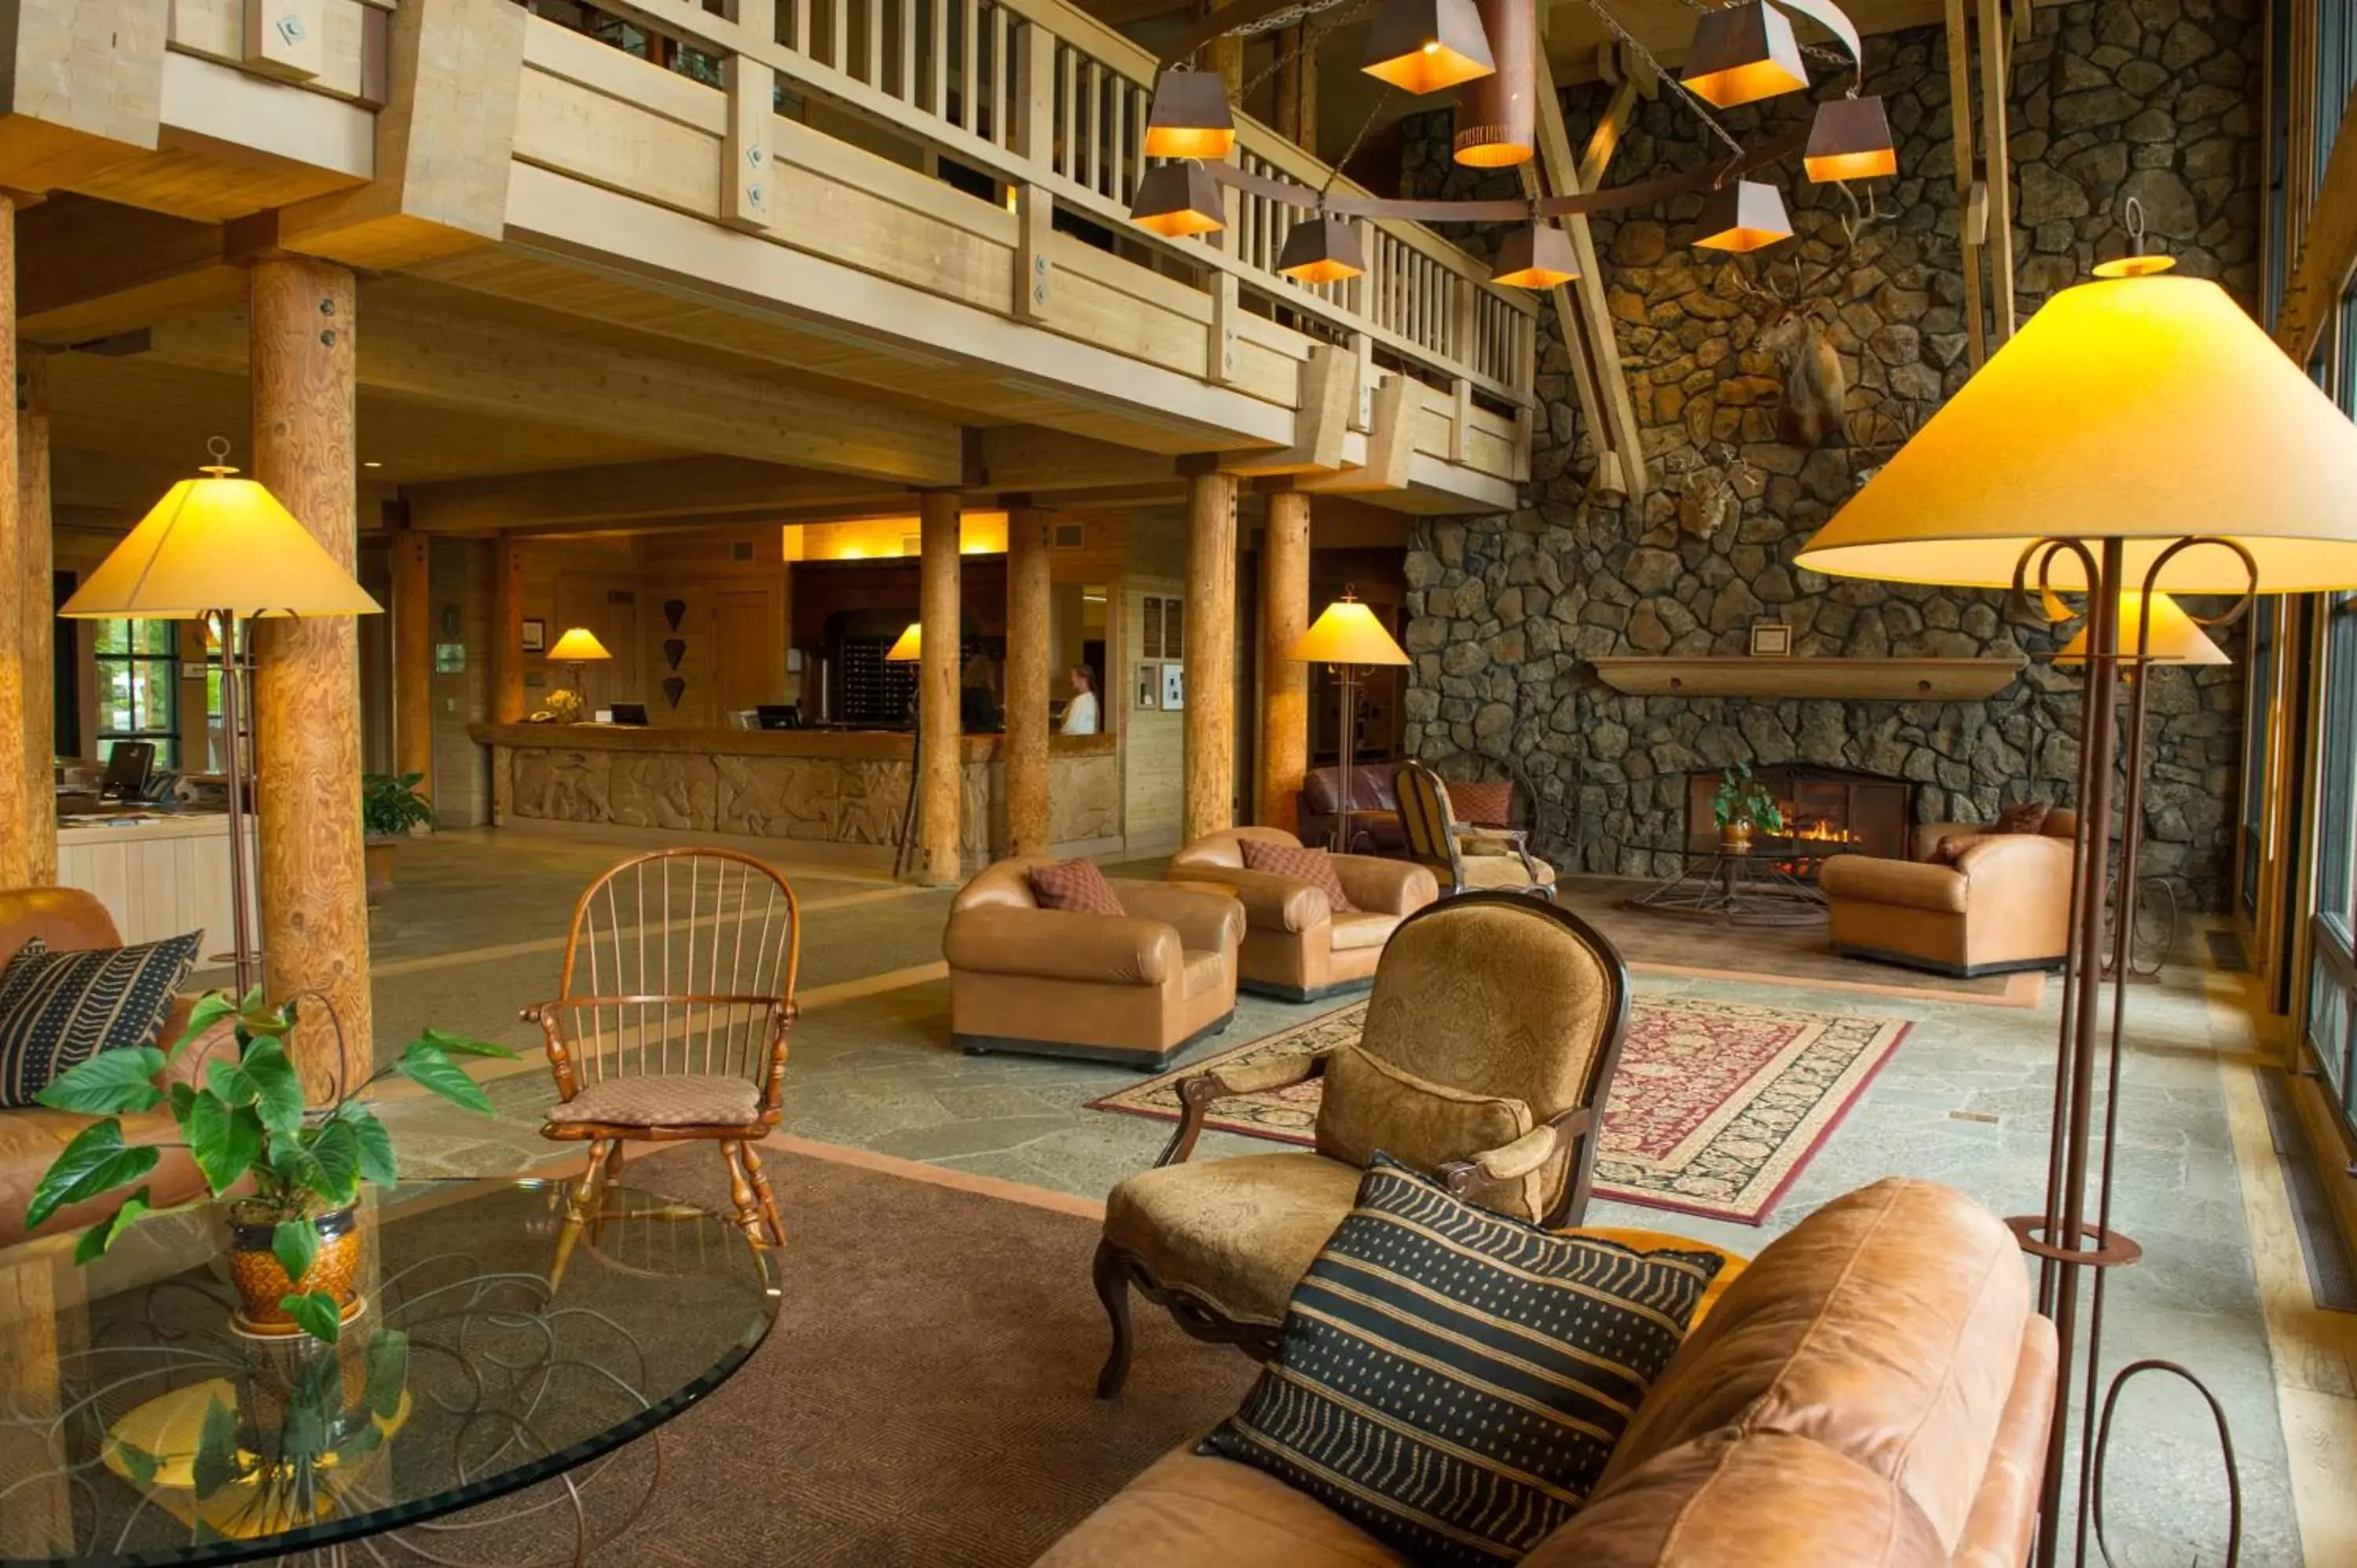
[19,199,246,345]
[402,456,911,533]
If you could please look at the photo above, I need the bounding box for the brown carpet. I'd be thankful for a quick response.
[441,1141,1255,1567]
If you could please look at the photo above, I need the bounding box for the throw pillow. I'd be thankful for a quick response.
[1930,833,1994,866]
[1200,1157,1724,1567]
[1314,1042,1545,1219]
[1448,779,1516,828]
[1995,799,2051,835]
[1027,858,1124,917]
[1237,837,1358,914]
[0,932,202,1109]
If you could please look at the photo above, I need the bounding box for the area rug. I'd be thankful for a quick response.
[1088,996,1912,1225]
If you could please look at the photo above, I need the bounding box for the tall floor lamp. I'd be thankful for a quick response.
[1288,589,1409,852]
[885,621,925,881]
[60,441,383,995]
[1795,251,2357,1566]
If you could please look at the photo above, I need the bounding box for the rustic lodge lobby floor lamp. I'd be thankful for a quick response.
[1796,247,2357,1565]
[1288,590,1409,852]
[59,439,382,995]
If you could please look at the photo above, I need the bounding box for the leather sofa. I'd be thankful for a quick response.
[944,860,1246,1071]
[1164,828,1437,1001]
[1296,765,1404,855]
[1037,1177,2057,1567]
[1,888,225,1247]
[1818,811,2078,976]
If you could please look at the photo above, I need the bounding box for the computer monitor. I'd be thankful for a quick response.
[755,705,802,731]
[608,702,649,727]
[101,742,157,802]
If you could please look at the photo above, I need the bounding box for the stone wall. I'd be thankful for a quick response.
[1396,0,2258,906]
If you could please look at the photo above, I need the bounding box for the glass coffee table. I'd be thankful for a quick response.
[0,1177,779,1566]
[1622,834,1852,928]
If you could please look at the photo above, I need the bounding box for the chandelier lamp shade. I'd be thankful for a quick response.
[1277,212,1368,283]
[1453,0,1534,167]
[1692,179,1794,251]
[1129,162,1227,237]
[1362,0,1497,94]
[1143,68,1235,159]
[1805,93,1899,181]
[1680,0,1809,107]
[1490,222,1578,288]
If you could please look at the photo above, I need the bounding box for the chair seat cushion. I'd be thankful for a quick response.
[1327,912,1398,953]
[1105,1152,1367,1326]
[1459,851,1556,890]
[546,1072,764,1128]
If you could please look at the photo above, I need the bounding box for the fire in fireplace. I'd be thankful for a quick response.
[1684,765,1914,878]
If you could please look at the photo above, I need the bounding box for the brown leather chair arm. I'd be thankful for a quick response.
[1911,820,1986,862]
[1157,866,1325,932]
[1157,1052,1334,1166]
[1956,834,2076,932]
[944,906,1182,987]
[1332,855,1439,917]
[1112,881,1246,952]
[1818,854,1969,915]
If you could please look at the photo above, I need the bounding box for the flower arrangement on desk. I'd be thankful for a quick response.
[1710,762,1786,852]
[25,988,512,1342]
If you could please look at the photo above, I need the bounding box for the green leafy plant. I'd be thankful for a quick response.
[1710,762,1786,833]
[25,990,513,1341]
[361,771,434,841]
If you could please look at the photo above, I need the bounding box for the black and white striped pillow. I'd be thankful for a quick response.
[0,933,200,1108]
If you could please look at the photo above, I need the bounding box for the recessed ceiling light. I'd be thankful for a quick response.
[363,460,383,468]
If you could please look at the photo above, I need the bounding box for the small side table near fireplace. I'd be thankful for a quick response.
[1624,832,1859,927]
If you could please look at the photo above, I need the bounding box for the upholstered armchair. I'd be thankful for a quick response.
[944,859,1244,1070]
[1164,827,1437,1002]
[1091,892,1629,1395]
[1394,760,1558,899]
[1817,809,2079,976]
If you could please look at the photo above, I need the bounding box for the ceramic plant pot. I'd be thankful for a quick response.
[226,1204,365,1337]
[363,841,397,902]
[1721,821,1754,853]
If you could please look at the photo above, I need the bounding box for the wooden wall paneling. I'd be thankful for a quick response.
[1182,471,1237,842]
[249,255,372,1097]
[493,537,526,721]
[1258,489,1308,832]
[1005,506,1051,856]
[392,521,433,800]
[916,489,962,882]
[16,343,56,885]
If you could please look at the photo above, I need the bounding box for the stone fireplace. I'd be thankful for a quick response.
[1684,766,1913,879]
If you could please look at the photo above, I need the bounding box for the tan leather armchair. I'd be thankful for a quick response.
[944,859,1245,1071]
[1091,892,1628,1394]
[1165,827,1437,1002]
[1818,809,2078,976]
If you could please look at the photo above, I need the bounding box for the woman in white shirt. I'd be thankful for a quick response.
[1059,664,1101,735]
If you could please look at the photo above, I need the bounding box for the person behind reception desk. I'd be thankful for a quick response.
[960,656,1003,733]
[1059,664,1099,735]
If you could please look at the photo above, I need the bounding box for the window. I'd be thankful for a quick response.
[2240,598,2277,915]
[93,620,179,770]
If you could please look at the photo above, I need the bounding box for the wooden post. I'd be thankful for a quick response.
[1182,469,1237,844]
[492,537,525,723]
[915,489,962,885]
[1259,489,1310,834]
[16,345,55,886]
[1005,506,1051,859]
[392,519,433,803]
[0,195,23,892]
[249,255,372,1100]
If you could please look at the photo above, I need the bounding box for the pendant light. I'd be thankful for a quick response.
[1363,0,1497,95]
[1692,179,1793,251]
[1144,69,1236,159]
[1453,0,1534,167]
[1805,93,1898,181]
[1277,211,1367,283]
[1130,162,1226,237]
[1490,222,1578,287]
[1680,0,1808,108]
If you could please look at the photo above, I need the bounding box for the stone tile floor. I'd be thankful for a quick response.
[351,830,2302,1566]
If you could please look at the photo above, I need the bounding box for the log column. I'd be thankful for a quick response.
[0,195,24,891]
[392,521,434,804]
[1183,470,1239,844]
[250,256,372,1099]
[16,346,55,886]
[915,490,962,885]
[492,538,525,724]
[1005,506,1051,859]
[1259,489,1310,834]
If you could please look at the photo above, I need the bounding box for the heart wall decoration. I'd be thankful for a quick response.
[663,599,687,631]
[662,676,686,709]
[664,638,687,670]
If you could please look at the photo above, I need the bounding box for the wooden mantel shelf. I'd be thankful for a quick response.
[1589,656,2027,702]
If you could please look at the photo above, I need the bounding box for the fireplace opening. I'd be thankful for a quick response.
[1684,765,1914,879]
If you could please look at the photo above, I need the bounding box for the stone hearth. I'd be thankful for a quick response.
[1685,766,1914,877]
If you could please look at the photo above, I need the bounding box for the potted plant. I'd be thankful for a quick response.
[24,988,513,1342]
[1711,761,1785,852]
[361,771,434,900]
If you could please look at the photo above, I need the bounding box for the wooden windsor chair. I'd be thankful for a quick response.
[524,848,801,1284]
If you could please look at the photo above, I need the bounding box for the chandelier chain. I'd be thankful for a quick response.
[1578,0,1744,159]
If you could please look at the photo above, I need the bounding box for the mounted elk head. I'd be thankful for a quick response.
[1734,185,1888,452]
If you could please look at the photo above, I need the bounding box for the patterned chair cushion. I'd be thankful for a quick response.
[1447,779,1516,828]
[545,1072,764,1127]
[1994,799,2051,834]
[0,932,201,1109]
[1928,833,1995,866]
[1459,851,1556,890]
[1200,1158,1724,1567]
[1237,838,1358,914]
[1029,858,1125,917]
[1102,1151,1368,1327]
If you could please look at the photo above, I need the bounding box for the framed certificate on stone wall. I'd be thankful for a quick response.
[1163,597,1184,654]
[1141,597,1163,658]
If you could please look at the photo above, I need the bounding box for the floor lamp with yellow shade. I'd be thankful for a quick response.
[59,441,383,996]
[885,622,924,880]
[1796,244,2357,1566]
[1288,591,1409,851]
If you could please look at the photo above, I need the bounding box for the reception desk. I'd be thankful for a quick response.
[470,724,1121,863]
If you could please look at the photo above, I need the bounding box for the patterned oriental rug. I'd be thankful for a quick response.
[1089,996,1912,1225]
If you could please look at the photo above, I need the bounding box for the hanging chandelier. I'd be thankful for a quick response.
[1132,0,1899,286]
